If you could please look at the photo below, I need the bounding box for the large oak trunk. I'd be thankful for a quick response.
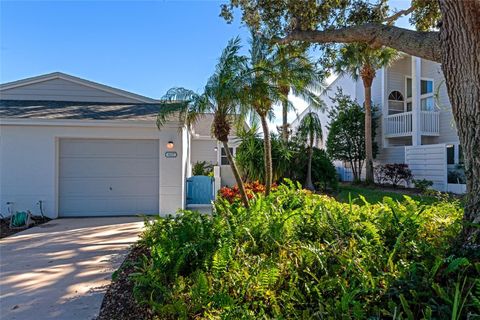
[439,0,480,250]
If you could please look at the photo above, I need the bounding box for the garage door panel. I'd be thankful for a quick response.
[109,197,158,214]
[60,139,159,158]
[59,139,159,217]
[60,177,158,197]
[60,158,158,178]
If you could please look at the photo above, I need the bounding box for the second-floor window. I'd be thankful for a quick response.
[420,79,434,111]
[405,77,434,111]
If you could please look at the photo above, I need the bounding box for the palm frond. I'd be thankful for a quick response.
[156,87,206,130]
[297,111,323,146]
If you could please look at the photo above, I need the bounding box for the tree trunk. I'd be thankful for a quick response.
[280,86,290,142]
[439,0,480,251]
[361,67,375,184]
[282,98,289,141]
[305,135,315,190]
[280,23,441,62]
[260,115,273,195]
[221,141,250,208]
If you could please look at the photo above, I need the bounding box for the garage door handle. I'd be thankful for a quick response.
[109,187,113,191]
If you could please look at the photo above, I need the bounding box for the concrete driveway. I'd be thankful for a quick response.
[0,217,144,320]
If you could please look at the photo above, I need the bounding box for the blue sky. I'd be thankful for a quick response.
[1,0,411,127]
[0,1,250,97]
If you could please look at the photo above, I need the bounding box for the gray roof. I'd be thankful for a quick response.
[0,100,162,121]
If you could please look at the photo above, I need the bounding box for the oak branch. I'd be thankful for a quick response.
[279,23,441,62]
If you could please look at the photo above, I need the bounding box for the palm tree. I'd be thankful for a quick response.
[335,43,396,184]
[271,44,324,142]
[241,34,279,195]
[297,111,323,191]
[157,37,251,208]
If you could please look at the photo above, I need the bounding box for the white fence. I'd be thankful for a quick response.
[405,144,447,192]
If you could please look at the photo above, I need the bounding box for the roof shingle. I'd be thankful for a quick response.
[0,100,161,121]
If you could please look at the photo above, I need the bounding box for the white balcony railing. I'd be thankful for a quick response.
[385,111,412,137]
[385,111,440,138]
[420,111,440,135]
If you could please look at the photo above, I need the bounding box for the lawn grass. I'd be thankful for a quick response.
[335,184,438,205]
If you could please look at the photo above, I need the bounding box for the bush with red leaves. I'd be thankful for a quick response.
[219,181,276,203]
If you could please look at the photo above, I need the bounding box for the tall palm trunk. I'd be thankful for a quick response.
[361,65,375,184]
[260,115,273,195]
[305,134,315,190]
[280,86,290,142]
[221,141,250,208]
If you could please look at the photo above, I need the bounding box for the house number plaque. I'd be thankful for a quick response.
[165,151,177,158]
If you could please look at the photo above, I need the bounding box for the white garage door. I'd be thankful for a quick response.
[59,139,159,217]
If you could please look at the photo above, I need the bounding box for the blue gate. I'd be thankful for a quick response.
[186,176,214,205]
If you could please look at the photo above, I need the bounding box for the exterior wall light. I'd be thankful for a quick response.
[166,141,174,149]
[214,147,218,152]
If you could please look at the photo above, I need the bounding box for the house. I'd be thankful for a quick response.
[292,54,465,193]
[0,72,239,218]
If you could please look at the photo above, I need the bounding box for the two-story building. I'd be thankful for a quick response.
[293,54,465,193]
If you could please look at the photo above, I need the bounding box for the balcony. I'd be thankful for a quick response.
[385,111,439,138]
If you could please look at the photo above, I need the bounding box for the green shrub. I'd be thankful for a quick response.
[192,161,213,176]
[413,178,434,193]
[288,146,338,191]
[132,181,478,319]
[235,126,337,191]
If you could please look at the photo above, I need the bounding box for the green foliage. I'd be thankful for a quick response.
[192,161,213,176]
[235,126,292,182]
[235,126,337,190]
[334,42,397,82]
[413,178,434,193]
[326,89,378,181]
[220,1,440,37]
[132,182,478,319]
[336,184,438,206]
[296,111,323,145]
[288,144,338,192]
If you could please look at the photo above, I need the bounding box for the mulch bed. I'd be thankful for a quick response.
[97,245,154,320]
[0,216,50,239]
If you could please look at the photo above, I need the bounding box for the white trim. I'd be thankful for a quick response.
[54,137,60,218]
[0,72,158,103]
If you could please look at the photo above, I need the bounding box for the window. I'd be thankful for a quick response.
[421,80,433,95]
[420,96,435,111]
[406,102,412,112]
[405,77,435,111]
[446,145,455,165]
[388,91,404,101]
[221,147,234,165]
[388,91,405,114]
[447,144,466,184]
[420,79,434,111]
[406,78,412,98]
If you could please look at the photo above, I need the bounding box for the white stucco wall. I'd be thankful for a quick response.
[0,119,185,218]
[191,139,218,166]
